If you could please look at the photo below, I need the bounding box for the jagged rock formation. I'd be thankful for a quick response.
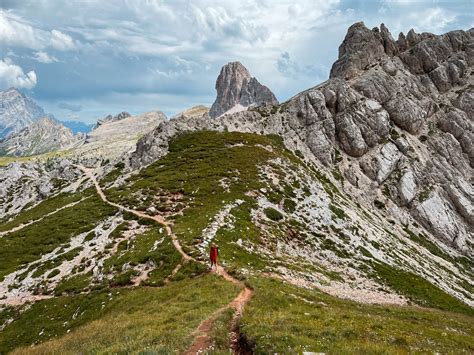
[86,111,165,144]
[94,111,131,129]
[0,117,80,156]
[0,88,45,138]
[131,23,473,256]
[209,62,278,118]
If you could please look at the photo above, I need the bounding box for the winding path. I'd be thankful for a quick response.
[75,165,253,354]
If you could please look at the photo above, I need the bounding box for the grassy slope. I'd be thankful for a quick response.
[4,275,239,354]
[1,131,473,353]
[0,191,116,280]
[242,277,474,354]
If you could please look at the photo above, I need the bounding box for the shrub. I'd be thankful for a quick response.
[264,207,283,221]
[283,198,296,213]
[47,269,60,279]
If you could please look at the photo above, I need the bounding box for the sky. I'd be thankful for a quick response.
[0,0,472,123]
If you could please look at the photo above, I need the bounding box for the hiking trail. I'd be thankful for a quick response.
[76,165,253,354]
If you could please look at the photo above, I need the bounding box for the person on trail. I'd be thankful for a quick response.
[210,243,219,269]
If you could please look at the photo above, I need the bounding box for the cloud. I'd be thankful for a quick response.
[50,29,75,50]
[0,10,76,51]
[57,101,82,112]
[413,7,456,32]
[277,51,325,79]
[3,0,472,123]
[0,58,37,89]
[33,51,58,63]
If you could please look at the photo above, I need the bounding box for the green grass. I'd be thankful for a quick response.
[0,192,85,233]
[103,227,182,286]
[4,275,240,354]
[0,193,117,280]
[370,262,474,316]
[106,131,288,255]
[241,277,474,353]
[54,273,93,296]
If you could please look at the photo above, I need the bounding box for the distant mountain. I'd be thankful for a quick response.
[0,88,45,138]
[94,111,131,129]
[209,61,278,118]
[0,117,81,156]
[60,120,94,134]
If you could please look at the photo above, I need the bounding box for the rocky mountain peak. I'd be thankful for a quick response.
[95,111,131,128]
[330,22,391,79]
[0,87,45,138]
[0,116,80,156]
[209,61,278,118]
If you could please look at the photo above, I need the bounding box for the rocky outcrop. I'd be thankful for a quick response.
[94,111,131,129]
[131,23,473,256]
[0,88,45,138]
[209,62,278,118]
[0,117,80,156]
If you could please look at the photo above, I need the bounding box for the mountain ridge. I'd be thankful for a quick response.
[0,88,45,138]
[0,21,472,354]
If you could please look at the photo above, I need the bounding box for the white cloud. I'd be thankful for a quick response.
[0,58,37,89]
[50,29,75,50]
[413,7,456,33]
[0,10,76,51]
[0,11,41,49]
[33,51,58,63]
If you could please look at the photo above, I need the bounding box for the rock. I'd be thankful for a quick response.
[446,181,474,226]
[0,88,45,138]
[130,22,473,256]
[384,94,428,134]
[209,62,278,118]
[0,117,80,156]
[95,112,131,128]
[286,89,335,164]
[398,170,417,205]
[360,143,401,184]
[415,190,470,251]
[330,22,386,79]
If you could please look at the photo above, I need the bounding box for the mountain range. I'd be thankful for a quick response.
[0,22,472,353]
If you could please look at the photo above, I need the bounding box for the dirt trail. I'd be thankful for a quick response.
[76,165,253,354]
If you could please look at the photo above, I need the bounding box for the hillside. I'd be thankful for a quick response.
[0,21,473,353]
[0,131,472,353]
[0,117,81,157]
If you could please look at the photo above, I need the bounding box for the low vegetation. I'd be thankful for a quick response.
[3,275,239,354]
[241,277,474,353]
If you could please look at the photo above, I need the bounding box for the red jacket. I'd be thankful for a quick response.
[210,245,218,261]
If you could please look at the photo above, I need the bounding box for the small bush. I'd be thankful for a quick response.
[264,207,283,221]
[283,198,296,213]
[47,269,60,279]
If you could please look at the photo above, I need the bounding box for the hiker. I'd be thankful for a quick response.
[210,243,219,269]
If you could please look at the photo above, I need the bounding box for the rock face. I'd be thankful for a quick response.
[0,117,80,156]
[0,88,45,138]
[132,23,473,256]
[209,62,278,118]
[94,111,131,129]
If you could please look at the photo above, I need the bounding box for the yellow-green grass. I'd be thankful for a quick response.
[0,149,74,166]
[241,277,474,354]
[0,192,117,280]
[5,274,240,354]
[0,191,86,233]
